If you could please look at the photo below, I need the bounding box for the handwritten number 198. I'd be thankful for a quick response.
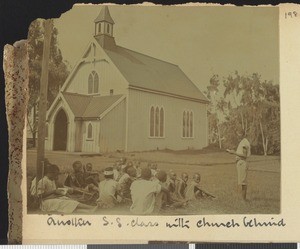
[285,11,298,19]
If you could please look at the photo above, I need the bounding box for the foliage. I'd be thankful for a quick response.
[27,19,70,145]
[204,75,226,148]
[205,71,280,155]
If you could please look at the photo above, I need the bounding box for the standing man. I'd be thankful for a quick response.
[226,131,251,200]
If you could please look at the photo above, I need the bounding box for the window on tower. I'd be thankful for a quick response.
[107,24,110,34]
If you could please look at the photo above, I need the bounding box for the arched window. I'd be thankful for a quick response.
[88,71,99,94]
[87,123,93,139]
[183,111,186,137]
[182,110,194,138]
[187,111,190,138]
[88,74,93,94]
[155,107,159,137]
[94,73,99,93]
[150,107,155,137]
[190,112,193,137]
[160,107,164,137]
[150,106,164,138]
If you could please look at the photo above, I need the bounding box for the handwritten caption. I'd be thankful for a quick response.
[285,11,298,19]
[46,216,286,229]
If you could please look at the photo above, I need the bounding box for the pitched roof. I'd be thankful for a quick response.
[94,6,115,24]
[63,92,123,118]
[82,94,122,118]
[63,93,91,117]
[102,45,208,102]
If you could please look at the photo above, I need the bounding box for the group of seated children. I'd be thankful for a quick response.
[32,163,97,214]
[30,158,213,214]
[97,159,214,214]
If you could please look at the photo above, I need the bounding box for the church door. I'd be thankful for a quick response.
[53,109,68,151]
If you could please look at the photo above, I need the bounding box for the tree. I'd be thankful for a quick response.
[206,71,280,155]
[222,72,280,155]
[27,19,70,147]
[205,75,228,149]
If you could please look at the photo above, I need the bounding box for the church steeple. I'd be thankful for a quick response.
[94,6,116,49]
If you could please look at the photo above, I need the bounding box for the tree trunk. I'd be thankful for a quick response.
[240,111,244,132]
[32,103,36,147]
[217,121,222,149]
[265,137,268,156]
[215,110,222,149]
[245,117,248,136]
[36,19,53,185]
[259,121,267,156]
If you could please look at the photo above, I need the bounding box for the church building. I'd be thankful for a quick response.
[45,6,209,153]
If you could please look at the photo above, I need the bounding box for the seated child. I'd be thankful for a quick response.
[119,157,127,169]
[185,173,214,200]
[185,173,202,200]
[130,167,161,214]
[113,162,122,181]
[118,166,137,200]
[85,163,93,172]
[64,161,86,188]
[28,159,53,210]
[123,160,133,173]
[153,170,171,212]
[97,167,119,209]
[148,162,158,178]
[117,158,130,180]
[166,170,177,193]
[176,172,189,199]
[65,161,99,204]
[133,160,142,178]
[29,158,52,197]
[156,171,187,208]
[84,163,99,188]
[36,164,96,214]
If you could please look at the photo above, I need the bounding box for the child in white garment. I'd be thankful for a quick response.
[130,167,161,214]
[36,164,96,214]
[97,167,120,209]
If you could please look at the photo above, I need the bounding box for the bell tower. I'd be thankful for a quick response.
[94,6,116,49]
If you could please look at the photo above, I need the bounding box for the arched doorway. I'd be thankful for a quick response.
[53,109,68,151]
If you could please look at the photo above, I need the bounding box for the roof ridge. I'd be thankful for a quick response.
[91,94,123,99]
[63,92,92,98]
[114,45,180,67]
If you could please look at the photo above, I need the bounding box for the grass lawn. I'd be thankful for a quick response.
[26,149,280,215]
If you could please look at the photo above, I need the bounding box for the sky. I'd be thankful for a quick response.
[54,4,279,92]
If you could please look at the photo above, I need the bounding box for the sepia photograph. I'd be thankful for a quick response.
[26,5,280,216]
